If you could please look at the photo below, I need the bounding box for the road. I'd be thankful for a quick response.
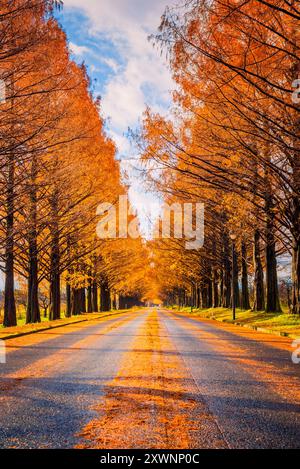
[0,309,300,449]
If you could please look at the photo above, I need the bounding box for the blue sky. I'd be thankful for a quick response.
[56,0,174,235]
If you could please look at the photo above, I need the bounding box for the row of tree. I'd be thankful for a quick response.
[138,0,300,314]
[0,1,147,327]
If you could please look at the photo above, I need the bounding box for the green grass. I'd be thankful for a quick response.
[168,305,300,337]
[0,314,98,340]
[0,308,135,340]
[0,304,69,328]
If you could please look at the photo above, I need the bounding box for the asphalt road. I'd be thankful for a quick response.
[0,309,299,449]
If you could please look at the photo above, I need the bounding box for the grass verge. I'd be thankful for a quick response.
[0,309,135,341]
[168,306,300,338]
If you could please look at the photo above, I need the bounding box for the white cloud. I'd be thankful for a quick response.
[69,42,90,56]
[63,1,174,234]
[109,131,131,155]
[102,57,120,74]
[64,0,173,141]
[128,186,163,238]
[89,64,100,73]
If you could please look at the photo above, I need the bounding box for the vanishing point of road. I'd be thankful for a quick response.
[0,309,300,449]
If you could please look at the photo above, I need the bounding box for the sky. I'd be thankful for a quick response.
[57,0,175,235]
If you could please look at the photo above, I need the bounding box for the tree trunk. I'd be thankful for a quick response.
[66,282,71,317]
[4,151,17,327]
[81,288,86,313]
[26,255,40,323]
[196,286,200,308]
[200,283,207,308]
[65,238,72,318]
[49,189,60,321]
[263,145,281,313]
[100,280,111,312]
[290,30,300,314]
[222,233,231,308]
[253,229,265,311]
[87,284,93,313]
[92,282,98,312]
[207,265,213,308]
[115,293,120,310]
[291,236,300,314]
[71,288,82,315]
[218,269,224,307]
[212,269,219,308]
[265,239,281,312]
[232,246,240,309]
[26,155,40,324]
[50,266,60,320]
[241,241,250,310]
[265,192,281,312]
[193,284,197,308]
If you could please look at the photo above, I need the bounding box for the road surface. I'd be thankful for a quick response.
[0,309,299,449]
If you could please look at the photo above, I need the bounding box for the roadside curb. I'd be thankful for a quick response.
[168,309,299,340]
[210,317,299,339]
[198,315,298,340]
[0,310,130,341]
